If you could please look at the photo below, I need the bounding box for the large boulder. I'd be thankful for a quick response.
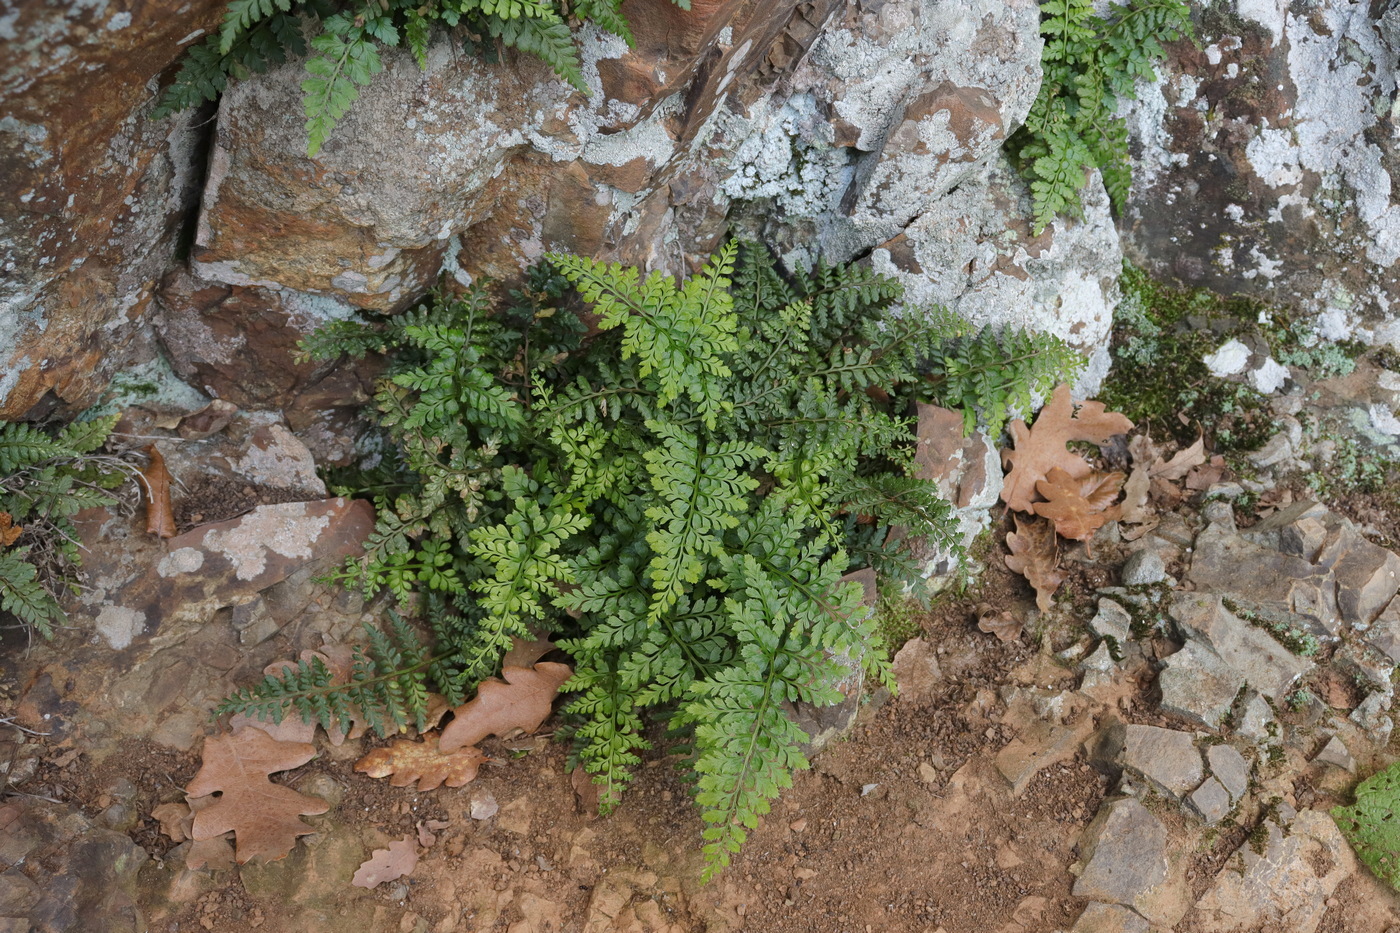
[1121,0,1400,345]
[0,0,222,418]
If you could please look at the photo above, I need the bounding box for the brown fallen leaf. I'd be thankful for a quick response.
[0,512,21,548]
[1000,385,1134,513]
[183,796,236,871]
[975,604,1023,643]
[1032,468,1126,541]
[185,727,329,864]
[416,818,451,847]
[355,740,488,791]
[1004,515,1066,612]
[352,836,419,889]
[501,631,556,669]
[151,801,192,843]
[141,444,176,538]
[1185,455,1227,491]
[228,711,317,746]
[438,662,573,754]
[177,399,239,440]
[1151,436,1206,481]
[570,766,602,817]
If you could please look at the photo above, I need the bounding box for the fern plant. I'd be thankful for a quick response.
[156,0,690,157]
[223,243,1079,877]
[0,416,136,639]
[1008,0,1192,233]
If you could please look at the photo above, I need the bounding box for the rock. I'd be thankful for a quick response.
[0,0,221,419]
[1235,691,1276,746]
[1362,596,1400,663]
[0,799,148,932]
[1073,798,1183,927]
[995,703,1096,796]
[1334,640,1395,694]
[469,791,499,821]
[1120,550,1167,586]
[1187,777,1233,825]
[871,156,1121,393]
[68,498,375,651]
[1168,594,1311,699]
[1189,810,1357,933]
[1121,0,1400,350]
[1313,736,1356,773]
[1206,745,1250,804]
[1245,433,1293,469]
[1157,641,1246,730]
[1351,692,1395,746]
[1070,903,1149,933]
[1113,724,1204,799]
[905,402,1003,560]
[1187,524,1342,637]
[1306,514,1400,627]
[156,268,380,420]
[1087,599,1133,644]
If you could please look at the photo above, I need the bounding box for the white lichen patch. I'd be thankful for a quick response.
[95,605,147,651]
[156,547,205,578]
[1204,339,1252,377]
[201,503,332,582]
[234,424,326,495]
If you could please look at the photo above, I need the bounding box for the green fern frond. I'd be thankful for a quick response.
[1011,0,1191,231]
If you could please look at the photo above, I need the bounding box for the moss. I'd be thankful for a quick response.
[1101,264,1276,453]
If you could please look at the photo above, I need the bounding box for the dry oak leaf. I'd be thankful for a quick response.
[1151,436,1207,481]
[0,512,21,548]
[1032,468,1126,541]
[352,836,419,889]
[185,727,330,864]
[438,662,573,754]
[975,604,1023,643]
[151,801,192,843]
[141,444,176,538]
[1005,515,1066,612]
[1001,385,1134,513]
[354,740,488,791]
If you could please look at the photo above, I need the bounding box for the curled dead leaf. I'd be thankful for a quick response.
[438,662,573,754]
[352,837,419,889]
[355,740,488,791]
[1031,468,1125,542]
[1004,515,1066,612]
[151,801,191,843]
[975,604,1023,643]
[1001,385,1133,513]
[141,444,176,538]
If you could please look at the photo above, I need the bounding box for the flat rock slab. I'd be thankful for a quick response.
[1189,810,1356,933]
[1116,724,1203,798]
[1074,798,1182,927]
[1158,641,1245,729]
[1188,777,1232,825]
[70,498,374,652]
[1070,902,1149,933]
[1206,744,1250,804]
[1188,524,1342,636]
[1169,594,1311,699]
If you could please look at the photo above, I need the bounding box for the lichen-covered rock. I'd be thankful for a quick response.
[0,0,222,419]
[1121,1,1400,346]
[870,161,1122,391]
